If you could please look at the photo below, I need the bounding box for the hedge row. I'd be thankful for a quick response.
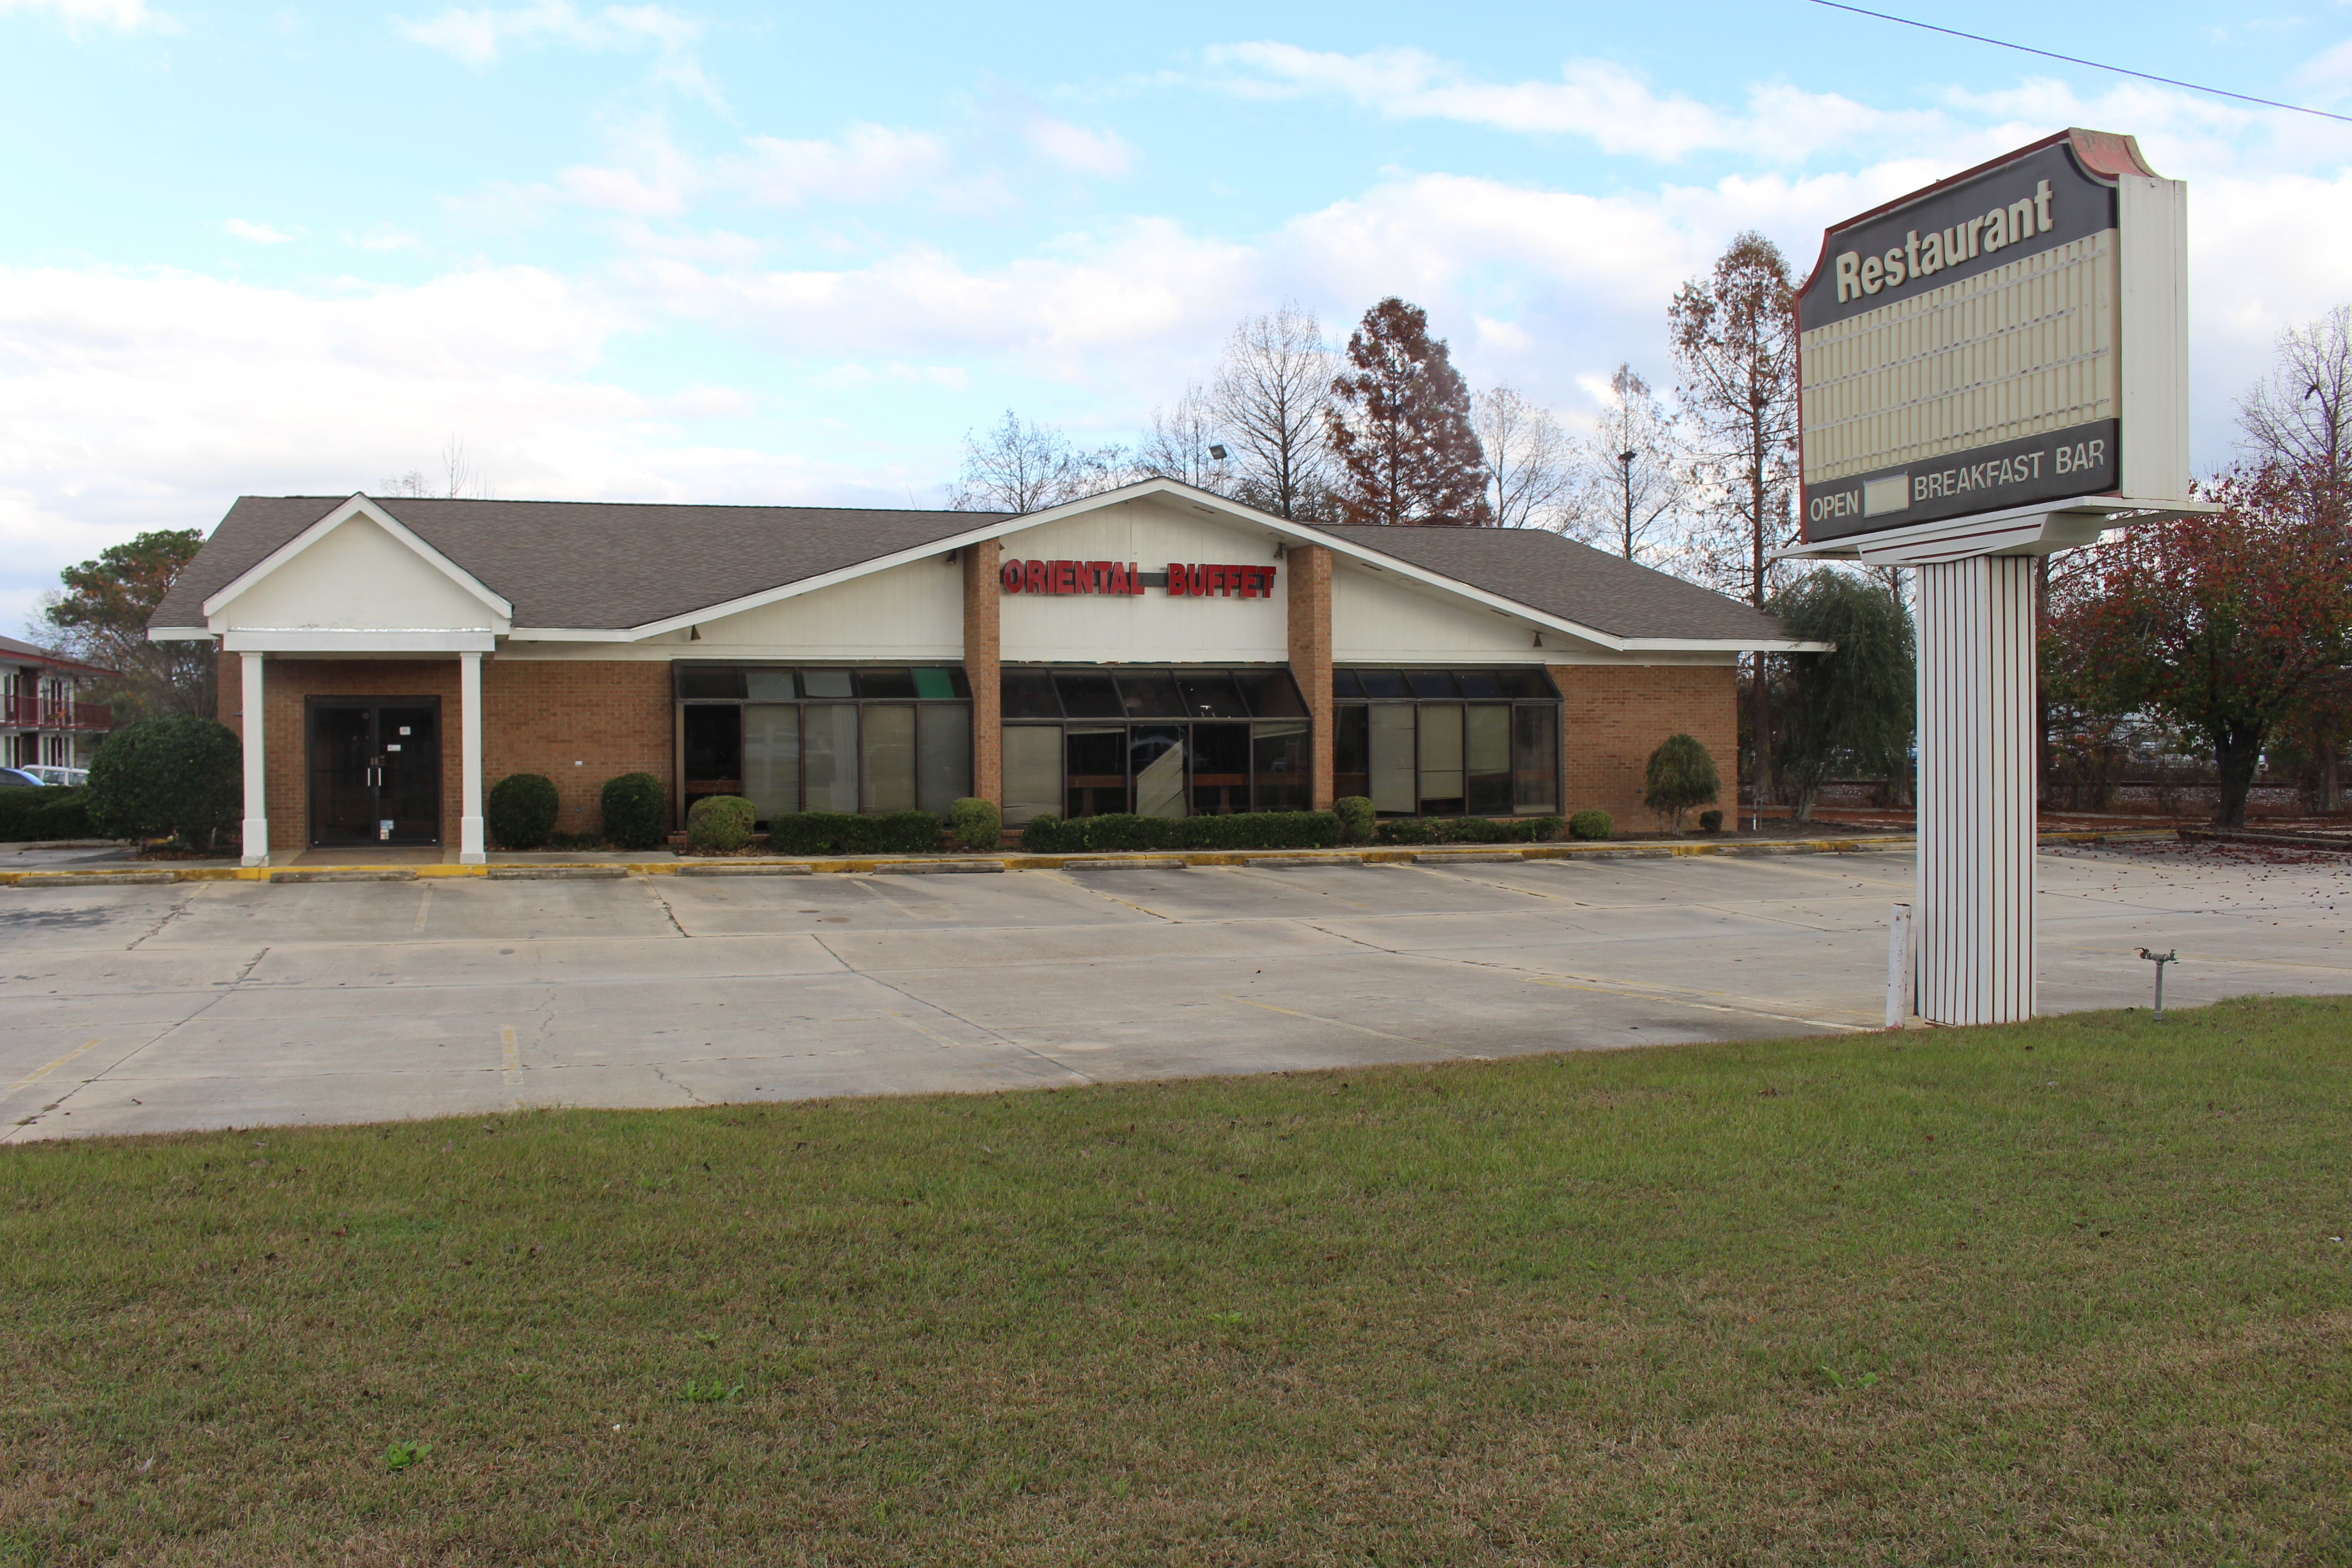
[1019,810,1343,853]
[0,786,95,843]
[760,810,946,857]
[1373,815,1568,846]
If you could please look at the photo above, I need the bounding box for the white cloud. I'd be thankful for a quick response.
[345,225,421,251]
[397,0,712,99]
[224,218,298,244]
[1202,42,1943,162]
[731,124,957,208]
[0,0,173,31]
[515,109,1125,225]
[0,260,953,627]
[1014,112,1133,177]
[2294,37,2352,93]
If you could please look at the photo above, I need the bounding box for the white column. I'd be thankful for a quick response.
[1913,555,2038,1025]
[459,652,486,865]
[239,652,270,867]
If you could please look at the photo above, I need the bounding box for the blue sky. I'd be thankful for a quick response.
[4,0,2350,628]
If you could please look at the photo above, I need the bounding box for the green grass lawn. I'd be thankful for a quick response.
[3,996,2349,1566]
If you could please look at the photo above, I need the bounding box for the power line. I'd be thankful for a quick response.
[1806,0,2352,125]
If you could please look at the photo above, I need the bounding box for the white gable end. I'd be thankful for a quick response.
[210,512,496,633]
[686,556,964,658]
[1332,558,1570,664]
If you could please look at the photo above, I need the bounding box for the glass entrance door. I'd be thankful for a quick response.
[307,701,441,847]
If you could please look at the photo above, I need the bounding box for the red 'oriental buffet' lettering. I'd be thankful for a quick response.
[998,559,1279,598]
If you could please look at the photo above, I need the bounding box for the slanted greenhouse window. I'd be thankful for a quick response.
[673,665,971,825]
[996,665,1317,826]
[1331,667,1562,818]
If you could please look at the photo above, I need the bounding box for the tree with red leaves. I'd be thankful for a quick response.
[1324,298,1491,526]
[2045,461,2352,827]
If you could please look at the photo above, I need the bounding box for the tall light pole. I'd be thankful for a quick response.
[1617,449,1635,559]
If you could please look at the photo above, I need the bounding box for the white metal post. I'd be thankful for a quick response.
[1886,902,1913,1028]
[459,652,485,865]
[239,652,270,867]
[1913,555,2039,1024]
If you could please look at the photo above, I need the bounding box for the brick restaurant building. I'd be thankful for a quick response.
[145,480,1803,865]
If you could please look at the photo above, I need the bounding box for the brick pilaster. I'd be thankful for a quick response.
[962,538,1003,808]
[1287,544,1334,809]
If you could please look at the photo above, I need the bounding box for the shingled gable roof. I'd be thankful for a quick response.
[1314,525,1789,645]
[149,495,1009,633]
[149,483,1798,649]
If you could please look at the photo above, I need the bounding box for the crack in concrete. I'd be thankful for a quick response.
[642,879,692,938]
[647,1063,709,1105]
[808,932,1095,1086]
[124,884,206,950]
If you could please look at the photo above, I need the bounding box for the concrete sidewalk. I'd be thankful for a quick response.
[1,839,2343,1143]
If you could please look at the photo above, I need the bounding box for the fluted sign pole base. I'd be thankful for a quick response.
[1913,555,2039,1026]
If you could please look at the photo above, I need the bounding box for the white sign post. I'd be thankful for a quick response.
[1784,128,2204,1026]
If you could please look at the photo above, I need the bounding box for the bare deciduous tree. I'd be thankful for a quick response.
[1671,232,1801,804]
[1671,234,1800,604]
[1577,363,1683,561]
[380,437,489,499]
[1132,382,1236,493]
[947,411,1122,513]
[1210,301,1333,520]
[2237,304,2352,486]
[1471,386,1577,530]
[2234,303,2352,811]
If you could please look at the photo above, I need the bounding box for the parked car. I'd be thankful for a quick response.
[20,765,88,787]
[0,767,46,788]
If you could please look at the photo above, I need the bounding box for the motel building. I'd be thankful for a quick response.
[145,480,1804,865]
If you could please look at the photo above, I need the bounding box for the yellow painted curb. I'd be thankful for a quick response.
[0,826,2183,889]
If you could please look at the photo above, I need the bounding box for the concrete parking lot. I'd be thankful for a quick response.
[3,841,2345,1141]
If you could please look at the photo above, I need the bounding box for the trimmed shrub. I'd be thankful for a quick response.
[1018,810,1344,853]
[1568,808,1613,841]
[763,811,944,856]
[1643,733,1721,833]
[1333,796,1376,844]
[838,810,948,855]
[0,785,95,843]
[686,794,755,853]
[600,772,667,851]
[85,716,240,850]
[487,773,561,850]
[950,797,1002,851]
[1182,811,1342,850]
[1019,811,1071,853]
[1373,815,1567,846]
[1699,809,1724,833]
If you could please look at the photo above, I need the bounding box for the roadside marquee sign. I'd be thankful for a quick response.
[1797,127,2190,546]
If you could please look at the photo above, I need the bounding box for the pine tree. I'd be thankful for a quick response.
[1324,298,1491,526]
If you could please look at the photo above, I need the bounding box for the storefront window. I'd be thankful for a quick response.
[1512,706,1558,812]
[675,665,970,825]
[859,705,917,813]
[1004,725,1061,824]
[916,705,969,816]
[1253,722,1311,812]
[1000,665,1315,825]
[743,705,799,820]
[803,704,859,813]
[1333,668,1562,818]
